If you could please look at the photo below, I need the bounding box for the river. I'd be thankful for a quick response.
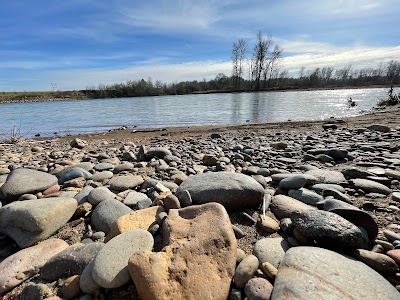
[0,87,394,139]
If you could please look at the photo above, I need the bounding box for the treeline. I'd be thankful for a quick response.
[81,30,400,99]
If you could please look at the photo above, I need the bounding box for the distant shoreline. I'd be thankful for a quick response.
[1,84,398,104]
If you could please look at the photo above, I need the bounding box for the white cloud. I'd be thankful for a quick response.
[20,43,398,91]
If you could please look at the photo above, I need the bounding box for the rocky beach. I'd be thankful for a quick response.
[0,105,400,300]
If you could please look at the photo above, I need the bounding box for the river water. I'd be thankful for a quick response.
[0,87,393,138]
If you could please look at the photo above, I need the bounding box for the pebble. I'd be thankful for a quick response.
[244,277,273,300]
[233,254,259,288]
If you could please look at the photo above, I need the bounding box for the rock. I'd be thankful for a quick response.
[128,203,236,300]
[106,206,165,241]
[92,230,154,289]
[91,170,114,181]
[322,198,378,239]
[383,229,400,243]
[175,172,264,212]
[88,187,116,205]
[271,246,400,300]
[261,261,278,281]
[58,167,92,184]
[257,215,280,233]
[70,138,88,149]
[253,237,290,268]
[351,178,391,195]
[279,175,308,190]
[233,255,259,288]
[288,188,323,206]
[79,261,100,295]
[202,154,218,166]
[244,277,273,300]
[342,167,376,179]
[19,282,53,300]
[74,186,94,204]
[385,170,400,180]
[270,195,316,220]
[91,199,131,234]
[386,249,400,264]
[391,192,400,202]
[108,175,144,191]
[40,242,104,281]
[145,147,172,159]
[291,210,368,250]
[353,249,399,275]
[0,197,77,248]
[367,124,390,132]
[0,168,58,201]
[123,191,151,208]
[305,169,346,184]
[163,193,181,211]
[60,275,80,299]
[310,183,346,193]
[0,238,68,294]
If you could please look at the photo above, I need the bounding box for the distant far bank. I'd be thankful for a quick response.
[0,84,398,104]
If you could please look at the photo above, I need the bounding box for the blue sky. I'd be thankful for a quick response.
[0,0,399,91]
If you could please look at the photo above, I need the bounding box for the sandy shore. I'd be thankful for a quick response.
[45,104,400,144]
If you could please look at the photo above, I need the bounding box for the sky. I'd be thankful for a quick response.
[0,0,399,91]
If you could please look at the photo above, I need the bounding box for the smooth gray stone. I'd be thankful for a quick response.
[270,195,316,220]
[271,246,400,300]
[74,186,94,204]
[113,162,135,173]
[91,199,131,234]
[310,183,346,193]
[145,147,172,159]
[40,243,104,281]
[367,124,390,132]
[342,167,376,179]
[94,163,114,171]
[244,277,273,300]
[279,175,308,190]
[58,167,92,184]
[88,187,116,205]
[175,172,264,212]
[91,171,114,181]
[307,148,348,161]
[108,175,144,191]
[383,229,400,243]
[0,168,58,201]
[79,260,101,294]
[351,178,391,195]
[253,237,290,268]
[123,191,151,208]
[288,188,323,206]
[291,210,368,250]
[305,169,346,184]
[234,255,259,288]
[0,197,77,248]
[385,170,400,180]
[322,198,378,239]
[92,230,154,289]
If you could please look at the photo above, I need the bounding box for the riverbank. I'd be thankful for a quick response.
[41,103,400,144]
[1,84,397,104]
[0,103,399,299]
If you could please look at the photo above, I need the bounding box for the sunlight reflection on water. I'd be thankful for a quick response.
[0,87,396,138]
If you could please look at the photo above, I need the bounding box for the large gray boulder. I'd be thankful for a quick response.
[0,168,58,201]
[175,172,264,211]
[271,246,399,300]
[0,197,78,248]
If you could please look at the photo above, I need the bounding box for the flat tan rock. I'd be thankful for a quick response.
[105,206,165,241]
[128,202,237,300]
[0,238,69,294]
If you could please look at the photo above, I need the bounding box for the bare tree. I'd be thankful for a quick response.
[231,39,247,89]
[251,32,272,90]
